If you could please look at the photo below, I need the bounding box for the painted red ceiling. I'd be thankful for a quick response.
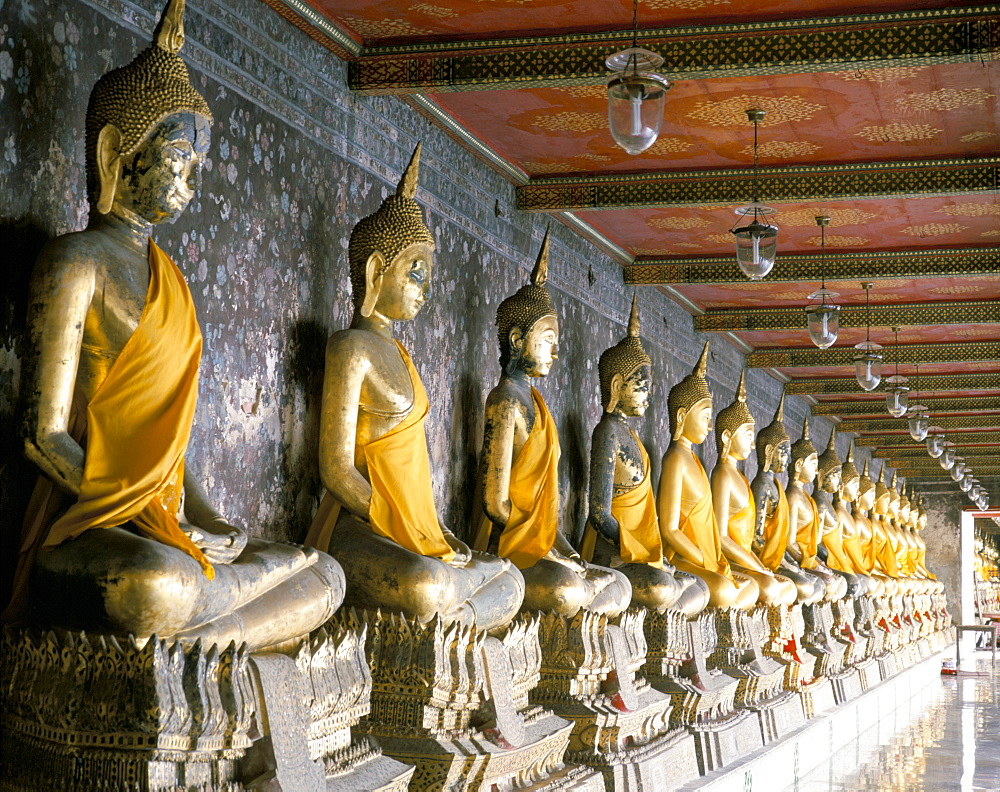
[306,0,979,45]
[736,324,1000,349]
[773,362,1000,380]
[430,62,999,177]
[582,194,1000,259]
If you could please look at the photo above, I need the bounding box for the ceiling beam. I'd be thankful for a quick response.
[625,248,1000,286]
[786,372,1000,396]
[517,158,998,212]
[747,341,1000,369]
[860,432,1000,448]
[341,7,999,94]
[839,415,1000,434]
[812,395,1000,417]
[696,301,1000,333]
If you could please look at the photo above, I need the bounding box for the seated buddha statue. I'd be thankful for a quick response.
[749,395,824,603]
[852,459,887,597]
[656,342,759,610]
[2,0,342,650]
[475,231,630,618]
[709,371,796,606]
[886,473,915,594]
[899,487,930,595]
[913,497,943,593]
[305,143,523,631]
[785,419,846,601]
[823,439,870,597]
[870,466,901,596]
[583,295,709,617]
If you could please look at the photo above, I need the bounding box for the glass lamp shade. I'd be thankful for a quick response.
[907,406,929,441]
[606,49,670,156]
[950,459,967,481]
[959,473,974,493]
[939,447,956,471]
[979,494,990,510]
[805,289,840,348]
[926,430,945,458]
[885,375,909,418]
[731,204,778,280]
[853,341,883,391]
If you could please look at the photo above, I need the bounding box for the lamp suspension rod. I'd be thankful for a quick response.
[632,0,638,48]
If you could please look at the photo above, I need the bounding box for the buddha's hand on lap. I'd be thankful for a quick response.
[182,518,248,564]
[546,549,587,576]
[441,530,472,567]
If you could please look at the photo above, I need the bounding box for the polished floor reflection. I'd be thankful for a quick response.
[794,650,1000,791]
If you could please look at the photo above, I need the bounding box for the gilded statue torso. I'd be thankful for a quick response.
[612,423,645,497]
[484,377,535,462]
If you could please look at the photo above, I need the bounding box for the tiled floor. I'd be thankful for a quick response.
[793,649,1000,791]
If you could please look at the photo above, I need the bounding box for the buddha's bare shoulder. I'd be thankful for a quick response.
[485,377,531,414]
[34,230,104,280]
[325,327,382,366]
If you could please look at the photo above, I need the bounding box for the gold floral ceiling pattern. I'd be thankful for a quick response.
[902,223,970,237]
[833,66,928,84]
[739,140,821,159]
[805,234,870,247]
[854,123,942,142]
[531,111,605,132]
[648,216,713,230]
[777,207,878,227]
[684,94,825,127]
[938,203,1000,218]
[896,87,996,113]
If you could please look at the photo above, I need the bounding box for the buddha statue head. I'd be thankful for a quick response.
[857,457,876,512]
[86,0,212,221]
[598,293,651,416]
[349,143,436,321]
[668,341,712,443]
[496,229,559,377]
[790,416,819,484]
[715,369,755,461]
[816,428,842,494]
[756,393,790,474]
[839,441,860,503]
[874,464,891,516]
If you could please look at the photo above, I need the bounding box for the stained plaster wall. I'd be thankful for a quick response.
[1,0,862,601]
[922,493,965,622]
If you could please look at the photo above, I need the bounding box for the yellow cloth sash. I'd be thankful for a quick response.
[42,241,213,578]
[306,342,454,561]
[490,387,560,570]
[875,518,899,577]
[856,512,875,573]
[581,429,663,566]
[795,493,819,570]
[842,525,867,575]
[760,483,790,571]
[665,456,731,579]
[823,509,852,573]
[726,473,756,554]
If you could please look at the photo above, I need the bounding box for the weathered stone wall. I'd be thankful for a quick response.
[923,493,964,622]
[1,0,858,601]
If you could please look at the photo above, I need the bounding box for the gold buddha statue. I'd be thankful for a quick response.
[305,143,523,631]
[886,473,914,594]
[852,459,887,597]
[710,370,796,606]
[822,439,869,598]
[3,0,342,650]
[785,418,845,601]
[749,395,824,603]
[584,295,709,617]
[656,342,759,610]
[475,232,630,617]
[870,465,902,598]
[914,497,943,592]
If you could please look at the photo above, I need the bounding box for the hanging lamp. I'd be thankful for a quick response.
[885,325,909,417]
[926,428,946,458]
[907,363,929,441]
[606,0,670,155]
[853,282,882,391]
[950,457,967,481]
[730,108,778,280]
[960,470,975,492]
[939,444,957,471]
[805,215,840,348]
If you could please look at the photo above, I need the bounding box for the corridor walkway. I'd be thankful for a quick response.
[793,650,1000,791]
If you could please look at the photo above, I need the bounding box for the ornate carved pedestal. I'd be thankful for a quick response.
[530,609,697,791]
[795,602,840,717]
[0,623,409,792]
[334,610,598,792]
[711,607,804,744]
[643,610,759,775]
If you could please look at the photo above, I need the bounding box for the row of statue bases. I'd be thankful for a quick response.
[0,3,952,790]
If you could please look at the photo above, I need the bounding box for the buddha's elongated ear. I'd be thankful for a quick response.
[606,372,624,413]
[96,124,122,215]
[360,250,387,318]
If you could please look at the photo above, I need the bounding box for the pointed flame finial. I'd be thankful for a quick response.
[531,226,550,287]
[736,368,747,402]
[774,392,785,423]
[154,0,187,54]
[694,340,710,378]
[397,142,422,200]
[862,457,870,477]
[847,439,854,463]
[826,427,837,452]
[627,292,640,337]
[802,415,811,441]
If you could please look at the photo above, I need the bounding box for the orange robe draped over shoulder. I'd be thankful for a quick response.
[43,241,211,575]
[794,492,820,570]
[665,456,731,579]
[760,483,790,572]
[580,429,662,566]
[823,510,853,574]
[726,473,756,554]
[487,387,561,570]
[306,341,454,562]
